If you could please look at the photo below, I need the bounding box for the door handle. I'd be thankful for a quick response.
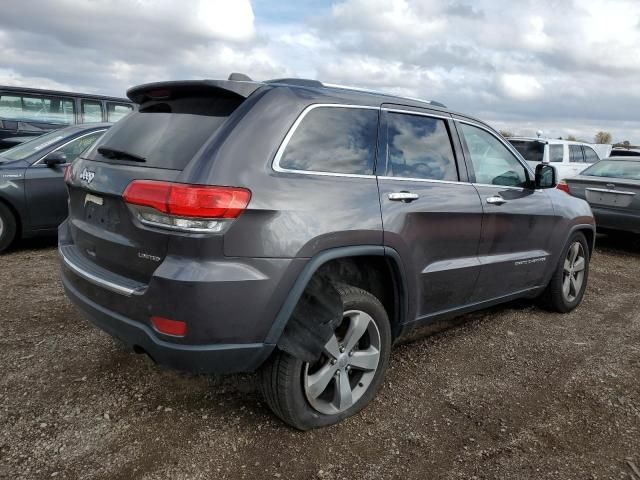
[486,195,507,205]
[388,192,419,202]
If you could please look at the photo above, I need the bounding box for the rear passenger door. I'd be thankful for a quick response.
[568,144,585,176]
[455,120,556,302]
[377,106,483,320]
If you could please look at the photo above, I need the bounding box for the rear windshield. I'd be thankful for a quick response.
[509,140,544,163]
[0,130,67,162]
[84,95,242,170]
[582,160,640,180]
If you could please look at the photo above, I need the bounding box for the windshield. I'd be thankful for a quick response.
[582,160,640,181]
[0,130,67,162]
[508,140,545,163]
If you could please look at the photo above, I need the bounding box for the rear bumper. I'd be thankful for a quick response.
[592,207,640,234]
[62,272,275,374]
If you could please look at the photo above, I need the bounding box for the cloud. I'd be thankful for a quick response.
[0,0,639,142]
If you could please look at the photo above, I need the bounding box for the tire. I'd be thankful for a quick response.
[0,202,17,253]
[259,284,392,430]
[540,231,590,313]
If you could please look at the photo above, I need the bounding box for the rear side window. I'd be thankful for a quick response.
[82,100,103,123]
[569,145,584,163]
[509,140,544,163]
[86,95,242,170]
[106,102,133,122]
[278,106,378,175]
[583,146,599,163]
[549,144,564,163]
[0,93,75,125]
[385,112,457,181]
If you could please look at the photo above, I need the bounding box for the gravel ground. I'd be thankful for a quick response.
[1,234,639,480]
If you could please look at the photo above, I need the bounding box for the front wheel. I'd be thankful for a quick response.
[540,232,590,312]
[0,202,17,253]
[259,284,391,430]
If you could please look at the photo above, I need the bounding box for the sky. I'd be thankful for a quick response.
[1,0,639,143]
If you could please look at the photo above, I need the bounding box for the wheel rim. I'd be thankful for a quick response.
[0,214,4,239]
[303,309,381,415]
[562,241,586,302]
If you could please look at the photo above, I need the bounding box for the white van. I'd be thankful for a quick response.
[507,137,601,180]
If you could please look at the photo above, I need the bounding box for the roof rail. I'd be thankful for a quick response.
[323,82,446,108]
[266,78,324,88]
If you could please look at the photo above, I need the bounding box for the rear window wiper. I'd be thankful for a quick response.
[97,146,146,162]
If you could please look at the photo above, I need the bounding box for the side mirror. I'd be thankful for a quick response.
[43,151,68,167]
[535,163,557,189]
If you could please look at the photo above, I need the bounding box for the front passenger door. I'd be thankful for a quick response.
[456,121,556,302]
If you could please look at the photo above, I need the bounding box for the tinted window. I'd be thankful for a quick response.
[509,140,544,163]
[583,146,599,163]
[0,93,75,125]
[549,144,564,163]
[56,131,105,161]
[86,95,243,170]
[569,145,584,163]
[107,102,133,122]
[459,123,529,187]
[385,112,457,181]
[279,107,378,175]
[0,130,66,161]
[82,100,103,123]
[583,160,640,180]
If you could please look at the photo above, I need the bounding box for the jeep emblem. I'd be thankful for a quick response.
[79,168,95,184]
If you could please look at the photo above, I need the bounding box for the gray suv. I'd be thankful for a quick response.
[59,75,595,430]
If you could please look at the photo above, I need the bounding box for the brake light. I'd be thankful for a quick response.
[64,164,72,184]
[123,180,251,232]
[151,316,187,337]
[556,181,571,194]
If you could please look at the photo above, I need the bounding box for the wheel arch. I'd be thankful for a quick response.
[0,194,22,240]
[265,246,408,358]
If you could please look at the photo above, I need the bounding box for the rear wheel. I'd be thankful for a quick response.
[540,232,590,312]
[260,284,391,430]
[0,203,17,253]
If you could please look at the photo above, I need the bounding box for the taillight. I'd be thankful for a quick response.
[556,181,570,194]
[123,180,251,233]
[151,316,187,337]
[64,164,72,184]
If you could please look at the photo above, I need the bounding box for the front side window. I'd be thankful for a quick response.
[56,131,105,161]
[385,112,457,181]
[0,130,66,161]
[569,145,584,163]
[583,146,599,163]
[549,144,564,163]
[459,123,529,188]
[107,102,133,122]
[13,95,75,124]
[82,100,103,123]
[279,106,379,175]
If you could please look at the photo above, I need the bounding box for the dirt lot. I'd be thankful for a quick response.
[1,235,639,480]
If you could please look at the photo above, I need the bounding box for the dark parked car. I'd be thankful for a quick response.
[562,156,640,234]
[0,86,132,149]
[59,75,595,430]
[0,123,109,251]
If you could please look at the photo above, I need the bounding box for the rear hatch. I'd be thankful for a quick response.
[65,80,260,283]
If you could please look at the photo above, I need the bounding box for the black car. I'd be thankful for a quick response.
[0,123,110,251]
[59,75,594,430]
[562,156,640,234]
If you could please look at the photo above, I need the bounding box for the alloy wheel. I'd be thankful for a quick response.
[562,241,586,302]
[303,309,381,415]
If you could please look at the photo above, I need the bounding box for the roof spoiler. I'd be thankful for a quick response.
[127,79,263,104]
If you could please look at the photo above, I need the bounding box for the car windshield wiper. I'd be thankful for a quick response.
[97,146,146,162]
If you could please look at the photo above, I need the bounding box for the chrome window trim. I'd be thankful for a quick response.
[472,182,537,191]
[381,107,451,120]
[272,103,379,179]
[376,175,468,186]
[33,129,107,166]
[455,118,535,176]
